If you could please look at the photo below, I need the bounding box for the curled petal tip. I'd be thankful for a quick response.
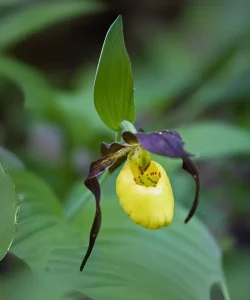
[182,157,200,223]
[80,145,133,270]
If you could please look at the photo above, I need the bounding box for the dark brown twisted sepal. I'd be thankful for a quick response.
[101,142,132,173]
[80,177,101,271]
[80,146,133,271]
[101,142,127,156]
[182,156,200,223]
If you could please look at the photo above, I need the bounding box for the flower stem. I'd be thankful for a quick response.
[220,281,231,300]
[121,120,137,134]
[115,131,122,142]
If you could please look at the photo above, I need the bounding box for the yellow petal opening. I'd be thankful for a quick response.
[116,160,174,229]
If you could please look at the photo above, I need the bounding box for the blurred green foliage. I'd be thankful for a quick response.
[0,0,250,299]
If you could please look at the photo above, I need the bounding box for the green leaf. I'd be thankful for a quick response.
[66,175,229,300]
[9,170,229,299]
[0,1,103,49]
[54,194,228,300]
[0,55,55,115]
[94,15,135,131]
[0,147,25,170]
[7,171,83,299]
[0,163,19,262]
[10,170,65,268]
[178,122,250,158]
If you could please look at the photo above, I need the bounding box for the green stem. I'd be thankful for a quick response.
[115,130,122,142]
[220,281,231,300]
[121,120,137,134]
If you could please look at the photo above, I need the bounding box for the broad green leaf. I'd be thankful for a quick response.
[10,170,65,268]
[0,147,25,170]
[0,1,103,49]
[8,170,92,298]
[94,15,135,131]
[53,194,228,300]
[64,175,228,300]
[9,169,229,299]
[178,122,250,158]
[0,55,55,115]
[0,163,18,262]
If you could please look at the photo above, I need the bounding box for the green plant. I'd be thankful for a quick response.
[1,2,250,298]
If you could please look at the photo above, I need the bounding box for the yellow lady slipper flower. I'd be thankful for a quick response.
[116,147,174,229]
[80,128,200,271]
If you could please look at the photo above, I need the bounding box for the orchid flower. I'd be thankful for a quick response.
[80,127,200,271]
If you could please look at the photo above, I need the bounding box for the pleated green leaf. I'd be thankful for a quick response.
[0,163,18,262]
[9,170,230,299]
[64,193,228,300]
